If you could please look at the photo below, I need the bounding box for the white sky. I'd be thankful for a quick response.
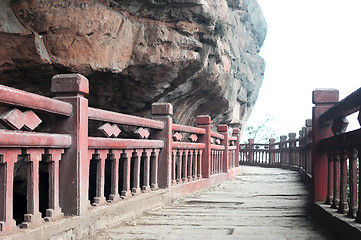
[244,0,361,141]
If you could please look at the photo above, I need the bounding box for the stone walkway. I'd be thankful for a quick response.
[85,166,335,240]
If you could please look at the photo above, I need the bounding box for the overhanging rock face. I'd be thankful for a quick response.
[0,0,266,131]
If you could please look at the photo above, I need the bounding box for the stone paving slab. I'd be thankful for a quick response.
[84,166,335,240]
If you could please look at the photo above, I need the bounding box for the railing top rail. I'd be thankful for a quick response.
[88,107,164,130]
[229,136,237,141]
[320,128,361,150]
[172,142,205,150]
[211,131,224,140]
[0,84,72,117]
[0,130,71,148]
[88,137,164,149]
[172,123,206,135]
[210,144,225,150]
[319,87,361,125]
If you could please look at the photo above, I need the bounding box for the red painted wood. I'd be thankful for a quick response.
[0,149,21,233]
[348,147,357,218]
[210,144,225,151]
[0,130,71,148]
[326,152,334,205]
[172,124,206,135]
[357,149,361,223]
[152,103,173,188]
[52,74,90,216]
[331,152,340,209]
[22,149,44,228]
[0,84,72,116]
[312,89,339,202]
[89,107,164,130]
[211,131,225,140]
[44,149,64,221]
[217,125,229,173]
[88,138,164,149]
[338,150,349,214]
[150,149,160,189]
[172,142,205,150]
[142,149,152,192]
[109,150,121,201]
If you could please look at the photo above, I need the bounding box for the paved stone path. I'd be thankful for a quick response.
[85,166,335,240]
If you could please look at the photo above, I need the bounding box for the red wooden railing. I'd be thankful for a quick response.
[240,87,361,234]
[0,74,240,235]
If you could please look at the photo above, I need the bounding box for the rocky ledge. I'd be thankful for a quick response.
[0,0,266,131]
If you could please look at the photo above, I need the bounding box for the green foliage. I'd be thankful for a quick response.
[243,116,278,143]
[214,19,229,38]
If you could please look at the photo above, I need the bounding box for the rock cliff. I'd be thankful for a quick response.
[0,0,266,131]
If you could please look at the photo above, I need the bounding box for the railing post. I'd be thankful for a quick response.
[288,132,296,166]
[269,138,275,165]
[279,135,287,165]
[305,119,312,174]
[312,89,339,202]
[248,138,254,163]
[217,125,229,173]
[51,74,89,216]
[232,129,240,167]
[151,103,173,189]
[196,115,211,178]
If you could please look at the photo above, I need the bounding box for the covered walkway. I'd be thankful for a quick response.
[85,166,334,240]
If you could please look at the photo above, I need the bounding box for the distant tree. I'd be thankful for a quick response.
[243,116,278,143]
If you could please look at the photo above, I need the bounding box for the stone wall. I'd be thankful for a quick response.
[0,0,266,131]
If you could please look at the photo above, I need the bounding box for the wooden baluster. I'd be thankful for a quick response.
[214,150,217,173]
[142,149,152,192]
[216,150,218,173]
[171,150,177,185]
[331,151,340,209]
[188,150,193,181]
[209,150,213,174]
[177,150,183,184]
[131,149,143,195]
[326,151,334,205]
[347,147,357,218]
[214,150,218,173]
[221,151,224,172]
[44,149,64,221]
[22,149,44,228]
[150,149,160,190]
[121,150,133,199]
[249,139,254,163]
[0,149,21,233]
[198,150,203,179]
[183,150,189,183]
[221,150,224,172]
[93,149,107,205]
[356,147,361,223]
[109,150,120,201]
[194,149,198,178]
[338,150,349,214]
[193,150,197,179]
[217,150,220,173]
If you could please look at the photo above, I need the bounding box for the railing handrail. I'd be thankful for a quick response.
[88,137,164,149]
[210,144,225,150]
[211,131,224,140]
[319,87,361,125]
[0,84,73,116]
[88,107,164,130]
[0,130,71,148]
[172,142,206,150]
[172,123,206,134]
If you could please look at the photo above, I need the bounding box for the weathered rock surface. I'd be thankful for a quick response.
[0,0,266,130]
